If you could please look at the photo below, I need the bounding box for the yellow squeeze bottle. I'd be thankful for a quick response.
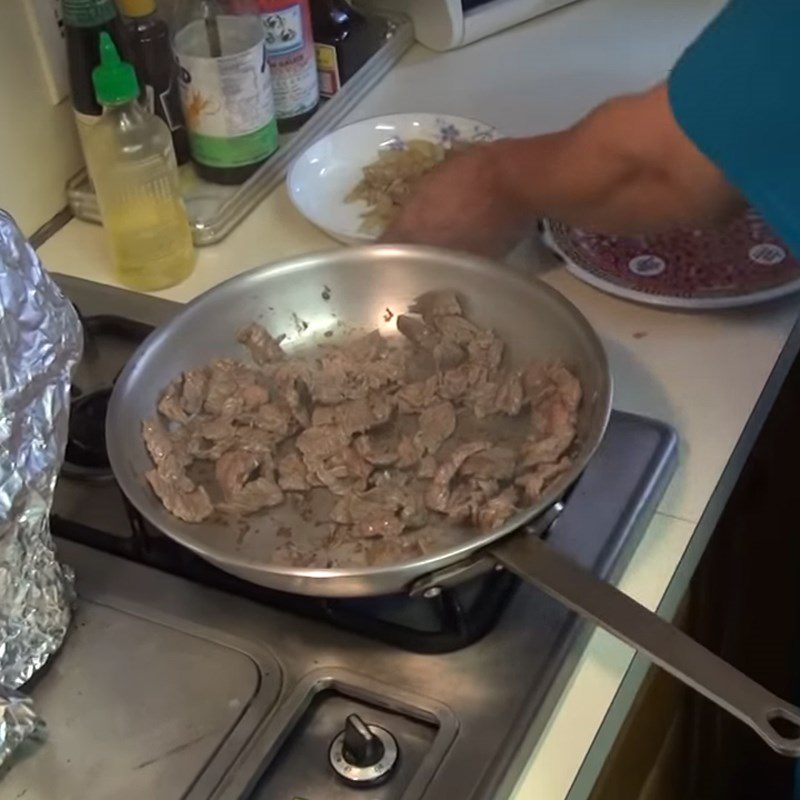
[85,32,194,291]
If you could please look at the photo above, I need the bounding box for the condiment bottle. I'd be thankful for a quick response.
[173,0,279,185]
[118,0,191,164]
[63,0,130,135]
[84,33,195,291]
[232,0,320,132]
[309,0,373,98]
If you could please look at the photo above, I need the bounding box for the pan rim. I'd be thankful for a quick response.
[107,244,612,592]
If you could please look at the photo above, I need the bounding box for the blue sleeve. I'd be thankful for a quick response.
[668,0,800,255]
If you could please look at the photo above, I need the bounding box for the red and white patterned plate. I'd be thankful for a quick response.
[542,210,800,309]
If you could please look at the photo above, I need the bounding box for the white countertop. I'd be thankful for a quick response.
[38,0,800,796]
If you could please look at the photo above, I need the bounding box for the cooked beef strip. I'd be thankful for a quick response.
[281,377,312,428]
[431,314,480,346]
[331,493,405,539]
[519,362,581,468]
[414,401,456,455]
[311,392,394,437]
[438,361,487,401]
[516,457,572,501]
[443,481,481,523]
[362,482,428,529]
[396,314,465,369]
[144,304,584,567]
[204,359,266,416]
[409,290,463,321]
[476,487,518,531]
[296,423,350,462]
[145,469,213,522]
[426,440,490,513]
[276,451,310,491]
[181,369,208,416]
[395,375,439,412]
[396,431,423,469]
[237,322,286,365]
[142,418,212,522]
[142,417,185,466]
[158,381,189,424]
[467,329,504,372]
[396,314,440,353]
[310,446,372,496]
[214,449,261,501]
[520,434,572,468]
[237,428,285,457]
[243,402,295,439]
[469,378,499,420]
[493,370,525,416]
[461,446,516,481]
[344,329,385,362]
[417,455,437,479]
[363,347,408,387]
[354,431,400,466]
[216,453,284,515]
[469,369,525,419]
[184,416,238,460]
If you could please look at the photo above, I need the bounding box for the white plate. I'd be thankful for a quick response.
[287,113,499,245]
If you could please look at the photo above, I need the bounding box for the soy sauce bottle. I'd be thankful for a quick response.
[118,0,191,164]
[310,0,373,97]
[63,0,131,133]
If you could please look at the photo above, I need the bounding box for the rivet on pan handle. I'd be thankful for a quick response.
[408,502,565,598]
[490,533,800,756]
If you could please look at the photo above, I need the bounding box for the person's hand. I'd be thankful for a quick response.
[379,143,533,259]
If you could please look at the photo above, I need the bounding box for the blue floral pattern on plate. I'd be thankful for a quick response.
[380,117,497,152]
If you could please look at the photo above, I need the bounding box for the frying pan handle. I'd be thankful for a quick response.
[489,533,800,756]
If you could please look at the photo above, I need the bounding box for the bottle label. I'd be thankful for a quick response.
[62,0,117,27]
[315,43,341,98]
[262,5,304,56]
[176,21,278,169]
[260,5,318,119]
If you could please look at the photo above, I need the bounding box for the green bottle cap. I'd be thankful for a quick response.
[92,32,139,106]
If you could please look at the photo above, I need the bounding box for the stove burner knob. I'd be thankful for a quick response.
[329,714,399,786]
[344,714,384,766]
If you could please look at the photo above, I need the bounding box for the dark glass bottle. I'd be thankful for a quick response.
[63,0,131,125]
[118,0,191,164]
[309,0,375,98]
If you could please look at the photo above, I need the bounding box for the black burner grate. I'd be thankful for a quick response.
[52,506,520,653]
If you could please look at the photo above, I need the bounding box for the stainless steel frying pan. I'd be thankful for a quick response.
[107,245,800,755]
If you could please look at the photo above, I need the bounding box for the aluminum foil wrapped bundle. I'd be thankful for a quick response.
[0,210,82,765]
[0,688,44,763]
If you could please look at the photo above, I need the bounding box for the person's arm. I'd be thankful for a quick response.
[381,83,742,257]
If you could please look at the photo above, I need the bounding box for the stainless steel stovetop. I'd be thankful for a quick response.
[5,275,676,800]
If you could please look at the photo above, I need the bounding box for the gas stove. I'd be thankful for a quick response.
[8,274,676,800]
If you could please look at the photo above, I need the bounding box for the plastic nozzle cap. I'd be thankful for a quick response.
[92,32,139,106]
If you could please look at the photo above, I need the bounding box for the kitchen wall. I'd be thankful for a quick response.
[0,2,82,236]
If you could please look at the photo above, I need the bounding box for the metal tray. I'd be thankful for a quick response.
[66,10,414,246]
